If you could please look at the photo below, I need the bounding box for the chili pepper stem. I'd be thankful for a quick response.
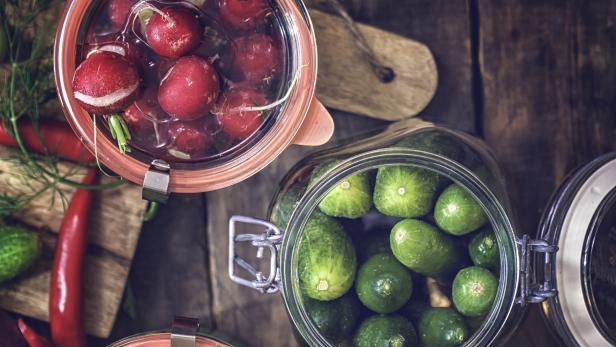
[108,114,132,154]
[143,201,160,222]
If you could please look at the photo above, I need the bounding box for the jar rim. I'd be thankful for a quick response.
[279,147,521,347]
[54,0,319,193]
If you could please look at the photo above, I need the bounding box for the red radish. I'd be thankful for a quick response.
[167,121,212,157]
[108,0,137,30]
[158,55,220,120]
[73,51,140,114]
[218,0,269,31]
[86,40,144,67]
[123,103,157,140]
[216,87,267,139]
[145,6,203,58]
[223,33,282,84]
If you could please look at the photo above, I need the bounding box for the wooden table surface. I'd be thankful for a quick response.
[91,0,616,346]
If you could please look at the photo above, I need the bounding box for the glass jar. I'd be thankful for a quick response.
[54,0,333,198]
[228,118,616,347]
[109,317,236,347]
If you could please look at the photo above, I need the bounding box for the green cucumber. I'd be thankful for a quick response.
[271,182,306,230]
[373,166,441,218]
[452,266,497,317]
[356,254,413,314]
[468,228,499,270]
[304,292,360,342]
[353,315,418,347]
[390,219,463,277]
[418,307,469,347]
[0,226,42,283]
[309,162,372,219]
[298,212,357,301]
[434,184,488,236]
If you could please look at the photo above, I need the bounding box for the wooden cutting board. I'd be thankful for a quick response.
[0,146,147,338]
[311,9,438,120]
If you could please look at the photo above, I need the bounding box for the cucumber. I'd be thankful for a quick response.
[0,226,42,283]
[418,307,469,347]
[356,254,413,314]
[434,184,488,236]
[271,182,306,230]
[395,131,465,163]
[468,228,499,270]
[390,219,463,277]
[304,292,360,342]
[353,315,418,347]
[452,266,497,317]
[373,166,441,218]
[309,162,372,219]
[299,212,357,301]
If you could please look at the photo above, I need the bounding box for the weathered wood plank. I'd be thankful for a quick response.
[479,1,616,346]
[0,147,147,338]
[206,1,474,346]
[308,0,476,132]
[311,9,438,120]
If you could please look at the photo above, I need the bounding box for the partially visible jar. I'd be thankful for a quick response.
[109,317,236,347]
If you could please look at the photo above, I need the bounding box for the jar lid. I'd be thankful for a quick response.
[538,154,616,347]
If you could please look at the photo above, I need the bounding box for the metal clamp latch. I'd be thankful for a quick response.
[228,216,284,294]
[142,159,171,203]
[516,234,559,305]
[171,316,199,347]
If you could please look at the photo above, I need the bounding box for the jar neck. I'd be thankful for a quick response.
[279,148,520,347]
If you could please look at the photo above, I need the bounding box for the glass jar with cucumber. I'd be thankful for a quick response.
[229,118,616,347]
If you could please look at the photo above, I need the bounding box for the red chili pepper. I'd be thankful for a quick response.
[0,310,27,347]
[49,169,97,347]
[0,120,95,163]
[17,318,53,347]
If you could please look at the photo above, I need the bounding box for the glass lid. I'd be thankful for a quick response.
[538,153,616,347]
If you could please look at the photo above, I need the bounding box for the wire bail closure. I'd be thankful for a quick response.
[228,216,284,294]
[142,159,171,203]
[171,316,199,347]
[517,234,559,305]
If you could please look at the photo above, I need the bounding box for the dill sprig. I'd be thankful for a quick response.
[0,0,125,217]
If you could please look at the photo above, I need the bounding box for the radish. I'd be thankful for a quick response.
[216,87,267,140]
[158,55,220,120]
[167,121,212,158]
[223,33,281,84]
[108,0,137,30]
[73,51,140,114]
[218,0,269,31]
[145,6,203,58]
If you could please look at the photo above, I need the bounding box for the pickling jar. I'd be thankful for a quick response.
[109,317,236,347]
[228,118,616,346]
[54,0,333,200]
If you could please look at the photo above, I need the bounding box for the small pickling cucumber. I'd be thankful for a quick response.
[298,212,357,301]
[468,228,500,270]
[373,165,441,218]
[390,219,463,278]
[452,266,498,317]
[395,130,465,163]
[434,184,488,236]
[356,254,413,314]
[0,226,42,283]
[304,292,360,342]
[270,182,306,230]
[309,162,372,219]
[418,307,470,347]
[353,315,418,347]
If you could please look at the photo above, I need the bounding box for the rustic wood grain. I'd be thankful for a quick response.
[311,9,438,120]
[308,0,477,132]
[0,147,147,338]
[479,1,616,346]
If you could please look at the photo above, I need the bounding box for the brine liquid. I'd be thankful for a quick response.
[79,0,288,164]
